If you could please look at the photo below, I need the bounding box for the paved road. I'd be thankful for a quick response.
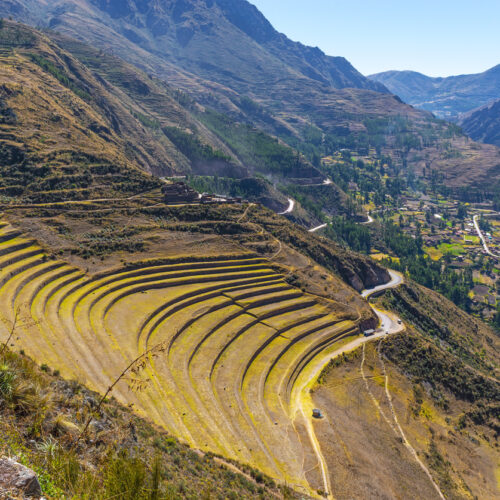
[362,270,404,334]
[307,214,372,233]
[361,270,403,299]
[308,223,328,233]
[473,214,500,259]
[279,198,295,215]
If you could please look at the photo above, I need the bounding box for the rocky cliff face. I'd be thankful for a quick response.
[77,0,388,93]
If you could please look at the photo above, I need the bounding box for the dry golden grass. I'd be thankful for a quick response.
[0,218,363,494]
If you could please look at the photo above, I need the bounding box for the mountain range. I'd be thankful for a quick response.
[0,4,498,499]
[370,65,500,120]
[2,0,500,196]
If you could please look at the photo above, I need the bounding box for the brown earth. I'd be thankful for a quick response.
[311,341,499,500]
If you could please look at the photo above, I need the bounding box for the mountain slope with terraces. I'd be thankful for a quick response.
[0,213,367,492]
[2,198,497,498]
[4,1,500,195]
[0,20,330,215]
[0,14,498,500]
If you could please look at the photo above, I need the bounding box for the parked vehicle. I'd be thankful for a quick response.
[312,409,323,419]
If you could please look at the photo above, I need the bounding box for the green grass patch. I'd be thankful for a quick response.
[424,246,443,261]
[436,242,465,256]
[463,235,480,244]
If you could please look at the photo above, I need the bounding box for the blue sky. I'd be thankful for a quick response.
[249,0,500,77]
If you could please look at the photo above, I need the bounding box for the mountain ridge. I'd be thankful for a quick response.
[5,0,388,94]
[370,65,500,120]
[459,97,500,147]
[2,2,500,197]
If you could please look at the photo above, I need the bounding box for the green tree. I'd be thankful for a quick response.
[457,203,467,220]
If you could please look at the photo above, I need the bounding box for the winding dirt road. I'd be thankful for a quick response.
[296,270,405,497]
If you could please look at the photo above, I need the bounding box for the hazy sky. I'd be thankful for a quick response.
[249,0,500,77]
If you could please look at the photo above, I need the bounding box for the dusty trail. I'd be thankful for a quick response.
[375,342,446,499]
[360,343,397,432]
[237,202,255,223]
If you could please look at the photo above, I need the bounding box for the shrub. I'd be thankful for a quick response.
[0,363,15,400]
[29,54,91,101]
[103,451,147,500]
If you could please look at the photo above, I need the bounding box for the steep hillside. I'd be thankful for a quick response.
[0,347,302,498]
[308,279,499,500]
[0,14,498,500]
[370,66,500,120]
[4,0,386,94]
[380,281,499,376]
[0,194,391,496]
[312,335,499,500]
[0,21,169,202]
[4,2,500,195]
[459,98,500,147]
[0,21,329,211]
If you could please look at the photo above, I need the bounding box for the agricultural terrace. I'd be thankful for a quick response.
[0,219,360,492]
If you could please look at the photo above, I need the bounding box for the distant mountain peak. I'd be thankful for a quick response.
[370,65,500,119]
[2,0,388,95]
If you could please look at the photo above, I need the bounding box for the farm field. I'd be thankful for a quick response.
[0,218,360,492]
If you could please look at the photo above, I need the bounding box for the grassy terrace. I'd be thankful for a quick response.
[0,219,363,492]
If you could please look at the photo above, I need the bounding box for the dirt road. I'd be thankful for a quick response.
[296,270,405,497]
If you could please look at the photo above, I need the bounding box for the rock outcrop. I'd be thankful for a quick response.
[0,457,42,498]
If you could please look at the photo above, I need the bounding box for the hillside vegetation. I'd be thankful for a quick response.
[0,20,347,215]
[0,11,498,500]
[303,264,500,499]
[379,281,499,375]
[0,195,392,495]
[312,334,499,499]
[0,347,300,499]
[3,3,500,195]
[459,98,500,147]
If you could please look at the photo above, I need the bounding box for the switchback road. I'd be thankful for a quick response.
[279,198,295,215]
